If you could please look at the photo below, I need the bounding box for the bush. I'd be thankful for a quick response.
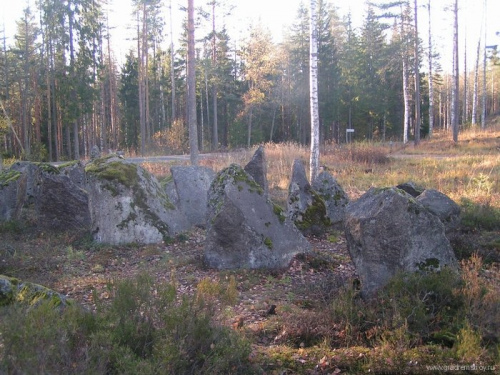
[0,274,255,374]
[460,198,500,231]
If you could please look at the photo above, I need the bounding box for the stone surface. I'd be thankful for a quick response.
[312,171,349,225]
[170,166,216,228]
[287,159,330,236]
[0,168,26,222]
[396,181,424,197]
[59,161,87,189]
[86,156,188,244]
[244,145,268,198]
[0,275,71,307]
[36,169,91,231]
[205,164,310,269]
[344,187,458,296]
[417,189,461,233]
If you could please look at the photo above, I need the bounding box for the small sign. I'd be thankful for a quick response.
[346,129,355,133]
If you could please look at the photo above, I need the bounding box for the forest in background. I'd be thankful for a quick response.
[0,0,499,162]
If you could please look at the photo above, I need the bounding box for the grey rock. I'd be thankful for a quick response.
[244,145,268,198]
[59,161,87,189]
[205,164,310,269]
[90,145,101,160]
[344,187,458,296]
[86,157,188,244]
[170,166,216,228]
[36,170,91,231]
[417,189,461,233]
[396,181,424,197]
[0,168,27,221]
[287,159,330,236]
[312,171,349,225]
[9,161,42,202]
[0,275,71,307]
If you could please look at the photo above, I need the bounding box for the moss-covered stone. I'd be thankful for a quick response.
[0,170,21,187]
[36,162,60,175]
[85,159,138,188]
[0,275,71,307]
[294,191,330,234]
[272,203,287,224]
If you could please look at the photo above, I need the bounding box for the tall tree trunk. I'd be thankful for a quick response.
[413,0,421,145]
[138,11,145,155]
[309,0,320,182]
[472,37,481,125]
[481,0,487,129]
[427,0,435,138]
[401,7,410,144]
[451,0,459,142]
[169,0,176,123]
[211,1,218,150]
[187,0,199,165]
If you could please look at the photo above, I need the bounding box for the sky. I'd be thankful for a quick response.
[1,0,499,71]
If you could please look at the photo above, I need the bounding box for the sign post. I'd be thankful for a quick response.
[346,128,354,143]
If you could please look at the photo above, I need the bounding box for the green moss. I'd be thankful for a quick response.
[0,170,21,187]
[57,160,80,169]
[264,237,273,249]
[416,257,440,271]
[295,191,330,232]
[36,162,60,174]
[1,276,70,307]
[86,160,138,188]
[272,203,286,224]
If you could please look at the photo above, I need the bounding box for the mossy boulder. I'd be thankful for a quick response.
[312,171,349,225]
[344,187,458,296]
[86,157,188,244]
[0,275,71,307]
[287,159,330,237]
[205,164,310,269]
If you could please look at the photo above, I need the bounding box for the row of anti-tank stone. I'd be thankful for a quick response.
[0,145,460,294]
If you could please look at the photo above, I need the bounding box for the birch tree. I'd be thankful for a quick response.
[427,0,435,137]
[413,0,421,145]
[451,0,459,142]
[309,0,320,182]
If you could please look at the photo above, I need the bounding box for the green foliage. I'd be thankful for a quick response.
[0,274,255,374]
[460,198,500,231]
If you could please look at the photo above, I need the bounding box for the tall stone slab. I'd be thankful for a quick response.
[312,171,349,225]
[287,159,330,236]
[170,166,215,228]
[205,164,310,269]
[244,145,268,198]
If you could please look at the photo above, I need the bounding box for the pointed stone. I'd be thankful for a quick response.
[244,145,268,198]
[312,171,349,225]
[205,164,310,269]
[287,159,330,237]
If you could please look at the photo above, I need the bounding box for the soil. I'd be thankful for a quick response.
[0,226,356,334]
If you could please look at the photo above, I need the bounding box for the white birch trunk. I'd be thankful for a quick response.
[427,0,435,137]
[413,0,421,145]
[472,37,481,125]
[451,0,459,142]
[309,0,320,183]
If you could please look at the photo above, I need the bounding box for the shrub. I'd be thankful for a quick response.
[0,274,255,374]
